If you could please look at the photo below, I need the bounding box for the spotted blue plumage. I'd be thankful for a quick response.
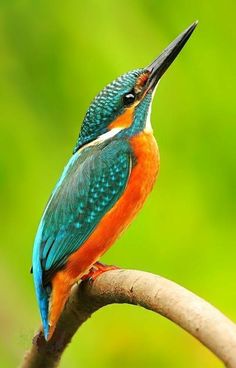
[73,69,143,152]
[32,138,134,337]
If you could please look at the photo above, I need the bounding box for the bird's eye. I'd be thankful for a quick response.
[123,92,136,106]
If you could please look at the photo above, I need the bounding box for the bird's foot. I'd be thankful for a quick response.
[81,262,119,282]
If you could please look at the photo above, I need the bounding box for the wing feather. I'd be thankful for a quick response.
[34,139,133,285]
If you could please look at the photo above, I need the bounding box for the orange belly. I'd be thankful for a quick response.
[65,131,159,280]
[49,131,159,336]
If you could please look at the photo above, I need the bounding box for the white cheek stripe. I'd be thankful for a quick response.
[97,127,123,142]
[81,127,123,150]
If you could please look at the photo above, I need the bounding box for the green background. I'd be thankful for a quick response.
[0,1,235,367]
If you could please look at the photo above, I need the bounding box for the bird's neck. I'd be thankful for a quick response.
[74,94,153,152]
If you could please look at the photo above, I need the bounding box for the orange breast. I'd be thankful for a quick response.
[63,131,160,281]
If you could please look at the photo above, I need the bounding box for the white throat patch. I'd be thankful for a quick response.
[144,84,158,133]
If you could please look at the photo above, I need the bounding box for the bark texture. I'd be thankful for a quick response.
[21,269,236,368]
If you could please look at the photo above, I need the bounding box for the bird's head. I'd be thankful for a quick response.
[74,21,197,153]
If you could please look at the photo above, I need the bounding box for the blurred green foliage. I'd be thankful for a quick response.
[0,1,235,367]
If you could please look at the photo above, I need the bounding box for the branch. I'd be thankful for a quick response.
[21,269,236,368]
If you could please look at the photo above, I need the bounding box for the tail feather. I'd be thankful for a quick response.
[33,221,75,340]
[33,220,51,339]
[33,268,50,339]
[39,287,50,340]
[32,257,50,340]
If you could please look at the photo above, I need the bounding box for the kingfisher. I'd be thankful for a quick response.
[32,22,197,340]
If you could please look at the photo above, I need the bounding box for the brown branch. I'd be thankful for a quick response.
[21,269,236,368]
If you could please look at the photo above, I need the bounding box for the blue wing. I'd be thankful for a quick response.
[33,139,133,287]
[33,138,133,337]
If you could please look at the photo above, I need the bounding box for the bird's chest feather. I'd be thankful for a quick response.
[128,131,160,210]
[64,131,159,279]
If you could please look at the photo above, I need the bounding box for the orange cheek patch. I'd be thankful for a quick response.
[108,107,134,129]
[134,72,150,93]
[137,72,149,87]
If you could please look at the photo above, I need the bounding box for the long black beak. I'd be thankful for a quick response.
[145,21,198,91]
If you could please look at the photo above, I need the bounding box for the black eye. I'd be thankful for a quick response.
[123,92,135,106]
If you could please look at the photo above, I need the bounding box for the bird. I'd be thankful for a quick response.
[32,21,197,341]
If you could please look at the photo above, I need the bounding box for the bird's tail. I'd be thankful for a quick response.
[33,271,50,340]
[39,287,50,340]
[32,256,50,339]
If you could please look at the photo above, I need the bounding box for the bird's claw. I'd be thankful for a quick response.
[81,262,119,282]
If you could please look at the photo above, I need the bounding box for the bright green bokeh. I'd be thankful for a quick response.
[0,1,235,367]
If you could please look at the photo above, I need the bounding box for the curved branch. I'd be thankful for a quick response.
[21,269,236,368]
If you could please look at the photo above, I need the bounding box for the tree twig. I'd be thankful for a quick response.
[21,269,236,368]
